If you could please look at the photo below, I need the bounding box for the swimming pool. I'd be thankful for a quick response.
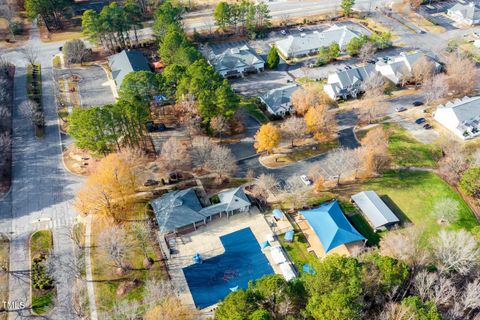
[182,227,274,309]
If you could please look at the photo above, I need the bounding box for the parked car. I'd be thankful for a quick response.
[415,118,426,124]
[144,179,159,187]
[300,175,312,186]
[146,121,166,132]
[413,101,424,106]
[423,123,432,129]
[281,30,287,35]
[395,106,407,112]
[307,63,316,68]
[367,59,376,64]
[297,26,304,32]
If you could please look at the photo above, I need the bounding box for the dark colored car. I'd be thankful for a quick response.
[146,121,166,132]
[423,123,432,129]
[413,101,424,106]
[415,118,426,124]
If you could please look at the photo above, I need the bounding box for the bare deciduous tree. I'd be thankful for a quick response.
[423,74,448,104]
[205,144,237,179]
[380,226,429,267]
[132,222,153,263]
[22,46,39,65]
[111,300,142,320]
[411,56,436,85]
[433,198,460,224]
[462,279,480,315]
[252,173,277,202]
[362,72,385,100]
[98,225,130,272]
[160,137,191,179]
[437,138,468,184]
[359,42,377,63]
[280,116,307,147]
[19,99,44,127]
[143,278,174,305]
[190,136,214,169]
[210,115,230,141]
[283,175,310,209]
[322,147,361,185]
[378,302,412,320]
[433,229,480,275]
[445,52,477,97]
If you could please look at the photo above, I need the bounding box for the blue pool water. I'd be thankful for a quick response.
[183,227,274,309]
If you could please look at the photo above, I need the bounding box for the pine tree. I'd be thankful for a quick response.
[266,46,280,69]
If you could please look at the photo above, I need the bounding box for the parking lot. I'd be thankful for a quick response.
[418,1,459,30]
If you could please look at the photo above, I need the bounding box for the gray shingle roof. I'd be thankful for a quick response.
[449,2,480,21]
[210,45,264,73]
[261,84,298,114]
[336,64,376,89]
[437,96,480,131]
[108,50,150,89]
[351,191,399,229]
[151,187,251,233]
[275,25,360,58]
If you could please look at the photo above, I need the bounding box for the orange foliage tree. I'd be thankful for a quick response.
[291,83,333,115]
[254,123,281,154]
[73,151,140,222]
[359,126,390,177]
[304,105,335,142]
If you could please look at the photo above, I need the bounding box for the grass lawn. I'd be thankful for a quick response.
[384,123,442,168]
[263,139,339,168]
[337,171,478,238]
[279,228,318,270]
[240,99,269,124]
[30,230,55,315]
[0,235,9,320]
[90,206,165,313]
[348,214,381,246]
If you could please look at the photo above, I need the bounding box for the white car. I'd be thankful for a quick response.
[280,30,287,35]
[300,175,312,186]
[395,106,407,112]
[297,26,304,32]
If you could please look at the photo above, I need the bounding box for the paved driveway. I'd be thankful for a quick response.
[418,1,458,30]
[57,64,115,107]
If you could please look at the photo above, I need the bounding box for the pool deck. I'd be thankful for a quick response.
[166,209,284,316]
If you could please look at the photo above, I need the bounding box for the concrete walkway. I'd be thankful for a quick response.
[84,215,98,320]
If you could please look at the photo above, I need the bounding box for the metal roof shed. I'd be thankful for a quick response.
[351,191,400,230]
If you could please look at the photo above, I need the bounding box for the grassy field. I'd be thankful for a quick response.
[384,123,442,168]
[30,230,55,314]
[0,235,9,320]
[90,207,165,314]
[337,171,478,237]
[240,99,269,124]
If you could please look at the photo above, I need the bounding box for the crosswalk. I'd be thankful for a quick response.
[0,215,76,236]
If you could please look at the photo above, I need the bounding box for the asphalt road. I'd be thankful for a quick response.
[182,0,388,32]
[0,24,83,319]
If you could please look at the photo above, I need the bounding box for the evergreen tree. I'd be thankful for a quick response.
[266,46,280,69]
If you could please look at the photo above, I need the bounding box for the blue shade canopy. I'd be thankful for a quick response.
[272,208,285,220]
[299,200,365,253]
[261,241,271,249]
[284,230,294,241]
[303,264,316,275]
